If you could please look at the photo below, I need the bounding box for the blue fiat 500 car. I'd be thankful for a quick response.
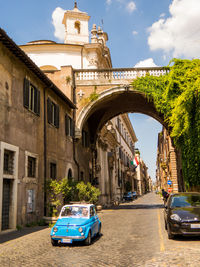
[50,204,101,246]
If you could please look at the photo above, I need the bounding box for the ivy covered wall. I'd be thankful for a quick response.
[132,59,200,189]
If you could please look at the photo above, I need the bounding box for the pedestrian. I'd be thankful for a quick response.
[162,189,169,204]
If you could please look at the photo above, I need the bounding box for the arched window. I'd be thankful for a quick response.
[68,169,72,179]
[74,21,80,34]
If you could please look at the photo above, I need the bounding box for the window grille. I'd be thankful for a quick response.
[28,156,36,178]
[3,150,14,175]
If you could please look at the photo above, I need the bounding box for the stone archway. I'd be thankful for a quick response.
[76,86,168,143]
[75,85,180,196]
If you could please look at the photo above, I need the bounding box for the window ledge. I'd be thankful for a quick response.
[23,177,38,184]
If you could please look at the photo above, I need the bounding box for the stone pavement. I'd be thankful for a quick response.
[1,192,200,267]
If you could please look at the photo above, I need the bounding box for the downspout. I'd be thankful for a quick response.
[72,70,80,180]
[43,87,47,216]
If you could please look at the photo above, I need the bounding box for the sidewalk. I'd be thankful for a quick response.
[0,226,48,244]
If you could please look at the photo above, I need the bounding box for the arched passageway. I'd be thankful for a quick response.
[75,85,182,201]
[77,86,168,143]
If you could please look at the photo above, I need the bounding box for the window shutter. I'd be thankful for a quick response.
[55,104,59,128]
[23,78,30,108]
[47,98,52,124]
[70,118,74,137]
[34,87,40,115]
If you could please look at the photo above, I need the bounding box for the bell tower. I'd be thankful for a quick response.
[62,2,90,45]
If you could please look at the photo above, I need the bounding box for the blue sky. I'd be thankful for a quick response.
[1,0,199,180]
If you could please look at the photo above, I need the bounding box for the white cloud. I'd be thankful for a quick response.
[106,0,136,13]
[159,13,165,18]
[106,0,112,5]
[148,0,200,58]
[126,1,136,13]
[134,58,158,68]
[52,7,65,41]
[132,30,138,35]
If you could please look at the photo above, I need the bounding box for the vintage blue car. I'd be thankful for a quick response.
[50,204,101,246]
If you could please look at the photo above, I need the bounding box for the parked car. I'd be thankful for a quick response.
[50,204,101,246]
[132,191,138,200]
[164,192,200,239]
[123,192,133,201]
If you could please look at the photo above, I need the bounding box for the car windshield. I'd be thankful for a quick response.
[60,206,89,218]
[171,195,200,208]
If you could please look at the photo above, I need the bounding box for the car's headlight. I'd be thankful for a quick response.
[53,227,58,232]
[79,227,83,233]
[170,214,181,222]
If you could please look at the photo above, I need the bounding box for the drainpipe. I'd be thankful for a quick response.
[43,88,47,216]
[72,71,80,180]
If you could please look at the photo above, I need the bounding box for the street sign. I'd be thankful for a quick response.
[168,188,173,193]
[167,180,172,185]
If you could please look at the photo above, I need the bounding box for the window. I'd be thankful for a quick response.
[74,21,80,34]
[117,117,121,132]
[65,114,73,137]
[47,98,59,128]
[68,169,72,179]
[28,156,36,178]
[27,189,35,213]
[23,78,40,115]
[50,163,57,180]
[82,130,89,148]
[3,149,14,175]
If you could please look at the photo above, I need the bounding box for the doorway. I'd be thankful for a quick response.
[1,179,11,230]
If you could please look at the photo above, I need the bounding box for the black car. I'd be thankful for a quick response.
[123,192,133,201]
[164,192,200,239]
[132,191,137,200]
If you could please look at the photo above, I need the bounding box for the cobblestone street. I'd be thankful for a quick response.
[1,192,200,267]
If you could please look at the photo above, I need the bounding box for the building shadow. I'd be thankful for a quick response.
[0,226,48,244]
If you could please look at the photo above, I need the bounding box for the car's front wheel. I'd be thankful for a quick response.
[167,223,174,239]
[85,230,92,246]
[51,238,58,246]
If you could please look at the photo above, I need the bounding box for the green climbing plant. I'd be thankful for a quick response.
[131,59,200,188]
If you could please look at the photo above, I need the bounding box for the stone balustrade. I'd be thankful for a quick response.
[74,67,169,82]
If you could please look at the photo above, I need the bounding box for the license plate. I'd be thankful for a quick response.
[191,224,200,229]
[61,239,72,243]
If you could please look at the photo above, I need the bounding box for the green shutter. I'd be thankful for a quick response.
[55,104,59,128]
[34,87,40,115]
[23,78,30,108]
[70,117,74,137]
[47,98,52,124]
